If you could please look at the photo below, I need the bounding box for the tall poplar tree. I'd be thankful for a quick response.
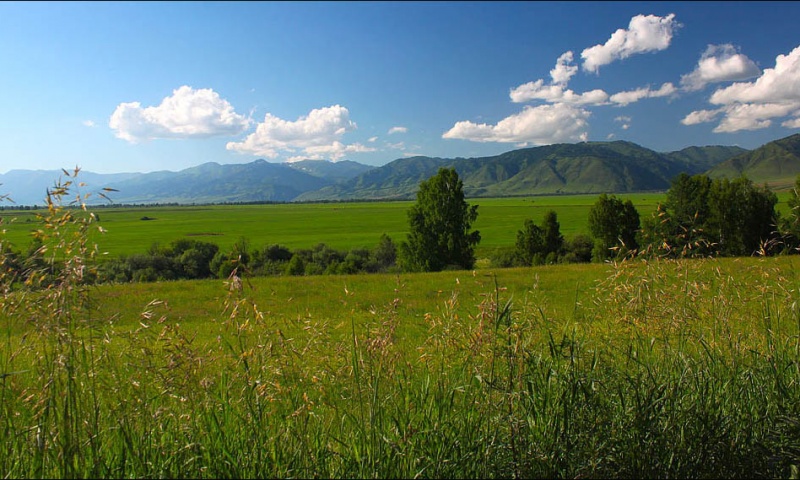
[399,168,480,272]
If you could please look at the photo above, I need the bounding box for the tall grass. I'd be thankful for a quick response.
[2,176,800,477]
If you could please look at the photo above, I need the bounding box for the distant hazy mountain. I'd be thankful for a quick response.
[102,159,367,204]
[0,169,139,206]
[707,133,800,188]
[10,136,800,206]
[286,159,375,182]
[0,159,375,206]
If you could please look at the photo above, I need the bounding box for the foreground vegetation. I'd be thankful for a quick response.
[2,183,800,477]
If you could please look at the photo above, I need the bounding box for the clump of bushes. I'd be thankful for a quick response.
[94,233,400,283]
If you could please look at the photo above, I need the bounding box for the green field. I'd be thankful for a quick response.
[2,191,794,263]
[4,243,800,477]
[0,193,671,258]
[3,190,800,477]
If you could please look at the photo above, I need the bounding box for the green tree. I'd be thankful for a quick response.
[782,175,800,252]
[514,219,545,266]
[514,210,564,266]
[588,194,640,261]
[642,174,778,258]
[399,168,480,272]
[665,173,712,228]
[707,177,777,256]
[368,233,397,272]
[541,210,564,261]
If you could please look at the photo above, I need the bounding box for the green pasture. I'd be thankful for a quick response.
[2,190,793,262]
[4,248,800,477]
[0,193,672,259]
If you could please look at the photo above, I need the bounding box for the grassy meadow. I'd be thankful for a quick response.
[1,190,793,263]
[3,239,800,476]
[3,187,800,477]
[0,193,669,260]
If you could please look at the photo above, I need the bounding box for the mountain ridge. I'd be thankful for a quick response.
[2,135,799,206]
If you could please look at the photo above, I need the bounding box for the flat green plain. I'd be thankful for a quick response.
[0,191,792,260]
[0,193,664,257]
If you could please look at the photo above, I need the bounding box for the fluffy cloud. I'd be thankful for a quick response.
[388,126,408,134]
[683,45,800,132]
[82,120,96,128]
[713,103,799,133]
[304,141,375,160]
[783,117,800,129]
[709,45,800,105]
[680,44,761,91]
[109,86,250,142]
[442,103,590,145]
[510,79,609,105]
[226,105,373,160]
[610,82,676,106]
[550,51,578,85]
[680,108,723,126]
[581,13,678,74]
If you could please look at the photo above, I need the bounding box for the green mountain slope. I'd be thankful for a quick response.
[664,145,749,171]
[707,133,800,188]
[3,137,783,206]
[296,141,735,201]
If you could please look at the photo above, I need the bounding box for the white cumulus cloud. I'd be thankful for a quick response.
[82,120,96,128]
[510,79,609,105]
[226,105,374,161]
[713,103,799,133]
[681,108,723,126]
[442,103,590,145]
[550,51,578,85]
[683,45,800,133]
[388,126,408,134]
[109,85,250,142]
[610,82,676,106]
[709,45,800,105]
[581,13,679,74]
[680,44,761,92]
[783,117,800,129]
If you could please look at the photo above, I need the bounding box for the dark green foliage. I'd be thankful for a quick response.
[285,253,305,276]
[542,210,564,260]
[399,168,480,272]
[514,210,564,266]
[640,174,778,258]
[707,177,778,256]
[781,175,800,252]
[91,234,398,283]
[562,234,594,264]
[588,194,640,261]
[515,219,545,266]
[367,233,398,273]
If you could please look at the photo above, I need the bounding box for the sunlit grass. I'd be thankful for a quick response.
[4,178,800,477]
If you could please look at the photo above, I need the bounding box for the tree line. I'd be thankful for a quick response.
[0,167,797,286]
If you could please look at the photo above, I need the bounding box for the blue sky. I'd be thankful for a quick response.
[1,1,799,174]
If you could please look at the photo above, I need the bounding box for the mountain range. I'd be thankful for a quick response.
[2,134,800,206]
